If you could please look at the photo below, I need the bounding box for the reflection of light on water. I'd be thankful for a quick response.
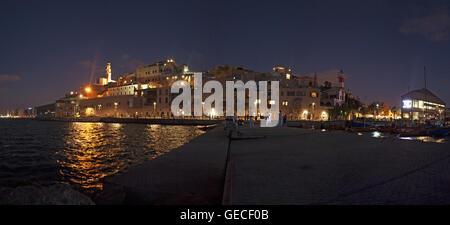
[398,136,414,141]
[59,122,113,190]
[417,137,445,143]
[371,131,384,138]
[58,122,205,193]
[110,123,122,129]
[398,136,445,143]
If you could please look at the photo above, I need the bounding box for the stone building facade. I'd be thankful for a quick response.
[45,59,349,121]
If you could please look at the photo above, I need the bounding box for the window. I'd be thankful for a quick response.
[418,100,424,109]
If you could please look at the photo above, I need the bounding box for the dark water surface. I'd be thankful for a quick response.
[0,119,205,193]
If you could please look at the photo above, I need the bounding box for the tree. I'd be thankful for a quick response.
[328,104,350,120]
[368,101,389,118]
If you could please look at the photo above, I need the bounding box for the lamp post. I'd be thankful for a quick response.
[114,102,118,118]
[376,103,379,120]
[202,102,205,120]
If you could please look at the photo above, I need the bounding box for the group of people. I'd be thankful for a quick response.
[224,111,288,131]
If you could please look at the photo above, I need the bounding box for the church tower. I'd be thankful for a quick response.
[106,62,112,83]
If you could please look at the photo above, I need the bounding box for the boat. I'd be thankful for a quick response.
[346,127,372,132]
[398,127,428,137]
[350,121,370,128]
[427,128,450,137]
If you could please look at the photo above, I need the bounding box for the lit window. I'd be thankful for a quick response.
[402,100,412,109]
[418,100,424,109]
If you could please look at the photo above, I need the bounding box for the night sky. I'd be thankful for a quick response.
[1,0,449,113]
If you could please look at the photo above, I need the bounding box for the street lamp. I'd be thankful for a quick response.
[376,104,379,120]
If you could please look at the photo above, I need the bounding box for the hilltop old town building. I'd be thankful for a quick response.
[36,59,352,121]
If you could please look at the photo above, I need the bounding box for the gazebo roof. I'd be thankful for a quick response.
[401,88,446,105]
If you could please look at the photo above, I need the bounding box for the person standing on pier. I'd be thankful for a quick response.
[278,111,282,127]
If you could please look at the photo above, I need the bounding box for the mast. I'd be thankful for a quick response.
[424,66,427,89]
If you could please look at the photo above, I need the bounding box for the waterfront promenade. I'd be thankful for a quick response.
[102,126,450,205]
[224,127,450,205]
[34,117,221,126]
[101,126,229,204]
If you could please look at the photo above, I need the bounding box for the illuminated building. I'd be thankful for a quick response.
[401,88,446,122]
[107,84,139,96]
[320,70,346,107]
[42,59,351,120]
[275,68,327,120]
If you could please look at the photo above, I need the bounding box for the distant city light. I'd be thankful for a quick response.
[85,87,92,93]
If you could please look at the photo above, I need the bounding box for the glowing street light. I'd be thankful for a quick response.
[210,108,216,118]
[302,110,309,120]
[85,87,92,93]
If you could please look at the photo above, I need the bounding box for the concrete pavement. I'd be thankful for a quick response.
[224,127,450,205]
[101,126,229,204]
[101,125,450,205]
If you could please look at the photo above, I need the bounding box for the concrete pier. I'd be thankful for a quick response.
[101,126,450,205]
[224,127,450,205]
[100,127,229,204]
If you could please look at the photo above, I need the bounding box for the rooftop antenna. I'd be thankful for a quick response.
[424,66,427,89]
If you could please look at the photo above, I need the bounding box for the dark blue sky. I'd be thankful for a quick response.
[1,0,449,112]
